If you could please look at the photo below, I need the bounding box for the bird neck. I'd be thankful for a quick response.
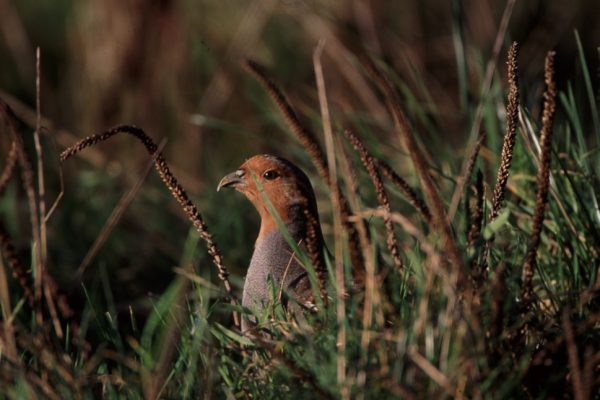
[257,203,307,245]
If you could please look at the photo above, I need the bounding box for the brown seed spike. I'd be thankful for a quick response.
[243,59,329,184]
[60,125,239,326]
[521,51,557,307]
[344,129,403,273]
[376,159,432,222]
[490,42,520,222]
[463,133,486,205]
[303,207,328,306]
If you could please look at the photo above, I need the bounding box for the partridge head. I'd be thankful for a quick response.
[218,154,325,331]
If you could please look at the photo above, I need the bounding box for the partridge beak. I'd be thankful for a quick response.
[217,171,244,192]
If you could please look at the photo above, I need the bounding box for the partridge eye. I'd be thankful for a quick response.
[263,170,279,180]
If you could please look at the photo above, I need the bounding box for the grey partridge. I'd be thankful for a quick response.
[217,154,325,332]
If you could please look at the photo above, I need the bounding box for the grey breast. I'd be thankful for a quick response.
[241,227,310,331]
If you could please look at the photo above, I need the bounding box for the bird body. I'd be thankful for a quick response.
[218,155,324,332]
[244,225,310,311]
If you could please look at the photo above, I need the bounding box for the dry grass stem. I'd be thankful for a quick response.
[376,159,431,222]
[521,51,556,306]
[408,349,456,396]
[34,48,47,272]
[360,56,463,278]
[59,125,239,326]
[490,42,520,222]
[313,40,347,396]
[312,40,334,302]
[344,129,403,273]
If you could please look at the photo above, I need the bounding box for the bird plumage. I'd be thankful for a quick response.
[218,155,324,332]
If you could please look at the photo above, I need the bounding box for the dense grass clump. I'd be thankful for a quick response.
[1,30,599,400]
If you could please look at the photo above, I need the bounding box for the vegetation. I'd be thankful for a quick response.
[0,1,599,398]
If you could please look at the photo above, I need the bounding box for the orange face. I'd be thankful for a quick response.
[217,155,316,235]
